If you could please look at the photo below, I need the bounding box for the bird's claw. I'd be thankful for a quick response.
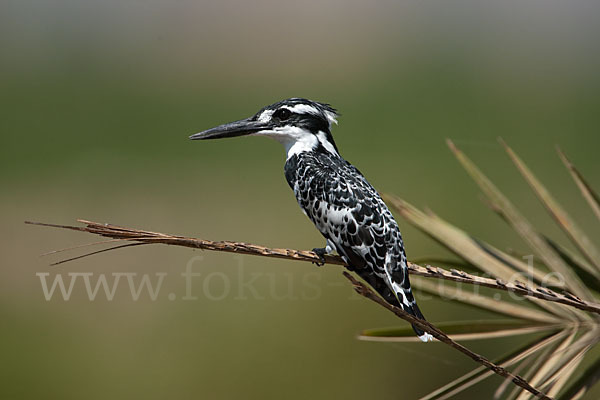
[312,247,327,267]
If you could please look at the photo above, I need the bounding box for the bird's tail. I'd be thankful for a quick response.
[403,301,434,342]
[391,282,434,342]
[352,266,433,342]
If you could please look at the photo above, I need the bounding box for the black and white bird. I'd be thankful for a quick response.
[190,98,432,342]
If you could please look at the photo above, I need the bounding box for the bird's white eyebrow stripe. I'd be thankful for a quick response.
[260,102,338,126]
[284,104,320,115]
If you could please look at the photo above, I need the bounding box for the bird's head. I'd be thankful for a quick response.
[190,98,340,159]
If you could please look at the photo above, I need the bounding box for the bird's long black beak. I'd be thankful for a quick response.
[189,118,269,140]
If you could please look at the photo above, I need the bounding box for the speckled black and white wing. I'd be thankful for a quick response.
[285,150,432,342]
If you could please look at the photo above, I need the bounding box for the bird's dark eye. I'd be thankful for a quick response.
[274,108,291,120]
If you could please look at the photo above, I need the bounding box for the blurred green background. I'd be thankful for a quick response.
[2,1,600,399]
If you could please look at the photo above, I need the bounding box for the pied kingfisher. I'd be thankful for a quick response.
[190,98,432,342]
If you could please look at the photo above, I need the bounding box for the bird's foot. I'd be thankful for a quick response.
[312,247,328,267]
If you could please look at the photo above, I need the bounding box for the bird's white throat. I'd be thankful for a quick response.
[258,126,338,160]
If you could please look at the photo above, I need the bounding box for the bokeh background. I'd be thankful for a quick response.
[2,0,600,398]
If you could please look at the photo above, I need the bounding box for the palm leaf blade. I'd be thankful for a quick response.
[501,139,600,274]
[359,320,561,342]
[413,276,561,324]
[447,139,593,302]
[557,147,600,223]
[420,331,568,400]
[557,353,600,400]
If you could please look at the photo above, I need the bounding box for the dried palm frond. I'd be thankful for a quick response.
[359,140,600,399]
